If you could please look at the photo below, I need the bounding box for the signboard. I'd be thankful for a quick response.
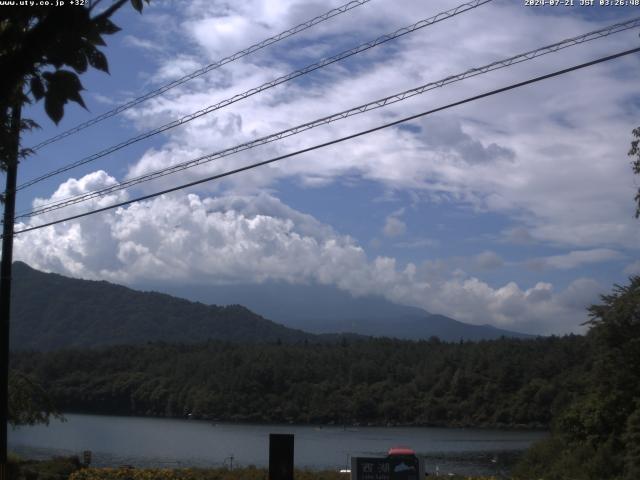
[269,433,294,480]
[351,455,424,480]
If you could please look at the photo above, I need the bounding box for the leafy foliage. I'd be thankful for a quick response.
[514,277,640,479]
[11,335,588,428]
[8,370,62,427]
[70,467,356,480]
[7,455,82,480]
[623,405,640,480]
[0,0,149,127]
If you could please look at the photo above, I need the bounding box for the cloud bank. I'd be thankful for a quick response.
[16,173,604,335]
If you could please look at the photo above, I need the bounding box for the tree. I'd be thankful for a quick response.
[0,0,151,129]
[624,404,640,480]
[8,371,62,427]
[515,277,640,479]
[0,0,150,474]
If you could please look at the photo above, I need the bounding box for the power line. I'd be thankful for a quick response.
[18,0,493,191]
[18,16,639,218]
[28,0,372,152]
[18,17,640,221]
[12,46,640,237]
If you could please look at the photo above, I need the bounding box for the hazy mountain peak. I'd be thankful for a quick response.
[134,279,534,341]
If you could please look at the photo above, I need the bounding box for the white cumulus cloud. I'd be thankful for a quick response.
[14,172,604,335]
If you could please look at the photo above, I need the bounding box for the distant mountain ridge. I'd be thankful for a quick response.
[11,262,532,351]
[136,280,535,341]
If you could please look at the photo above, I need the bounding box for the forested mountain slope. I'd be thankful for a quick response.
[10,262,317,350]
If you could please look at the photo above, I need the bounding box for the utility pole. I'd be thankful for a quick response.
[0,101,22,480]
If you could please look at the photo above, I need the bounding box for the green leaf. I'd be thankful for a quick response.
[68,89,87,110]
[84,26,106,46]
[86,47,109,73]
[68,49,88,74]
[53,70,87,109]
[131,0,143,13]
[44,94,64,125]
[30,76,45,100]
[42,69,88,122]
[48,69,84,92]
[95,18,121,35]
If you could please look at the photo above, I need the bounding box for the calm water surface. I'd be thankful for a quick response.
[9,413,547,475]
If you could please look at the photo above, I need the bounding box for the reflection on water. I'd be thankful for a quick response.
[9,413,547,476]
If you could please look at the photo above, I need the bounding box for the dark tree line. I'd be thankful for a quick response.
[12,334,589,429]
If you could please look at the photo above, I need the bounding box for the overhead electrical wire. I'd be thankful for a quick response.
[28,0,373,151]
[18,16,640,218]
[11,45,640,237]
[16,17,640,221]
[17,0,493,191]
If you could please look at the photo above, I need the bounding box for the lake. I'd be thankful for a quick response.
[9,413,547,476]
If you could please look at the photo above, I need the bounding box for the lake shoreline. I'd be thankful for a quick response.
[9,413,547,475]
[52,410,550,432]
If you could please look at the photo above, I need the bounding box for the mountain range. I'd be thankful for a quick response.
[11,261,532,351]
[137,280,534,341]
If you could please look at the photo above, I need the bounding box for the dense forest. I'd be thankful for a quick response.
[12,335,588,428]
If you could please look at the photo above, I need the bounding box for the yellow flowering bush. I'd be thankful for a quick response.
[69,468,496,480]
[70,467,350,480]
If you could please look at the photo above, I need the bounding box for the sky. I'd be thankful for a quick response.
[9,0,640,335]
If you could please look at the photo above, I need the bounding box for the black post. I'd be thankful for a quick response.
[269,433,294,480]
[0,102,21,480]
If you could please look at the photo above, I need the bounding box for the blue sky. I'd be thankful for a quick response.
[11,0,640,334]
